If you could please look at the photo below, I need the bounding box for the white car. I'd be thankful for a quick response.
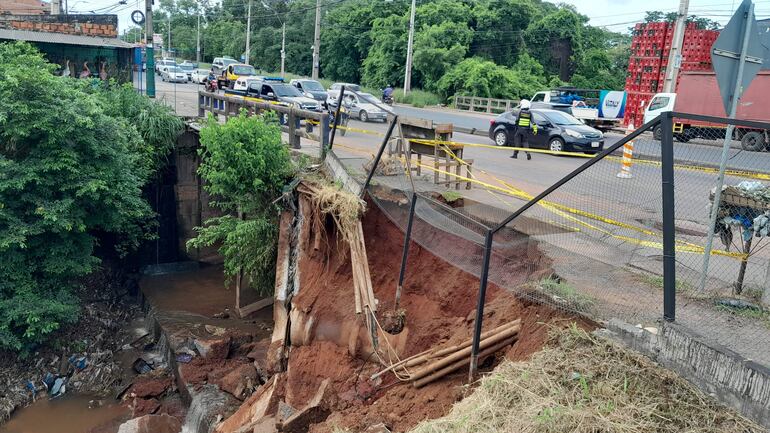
[341,92,390,122]
[161,66,188,83]
[233,75,266,91]
[190,69,210,84]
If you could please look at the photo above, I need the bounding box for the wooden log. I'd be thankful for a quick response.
[409,324,520,382]
[413,336,516,388]
[370,320,521,380]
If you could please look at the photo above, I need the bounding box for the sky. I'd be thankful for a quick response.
[66,0,770,33]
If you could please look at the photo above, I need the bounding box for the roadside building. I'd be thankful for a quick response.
[0,13,135,82]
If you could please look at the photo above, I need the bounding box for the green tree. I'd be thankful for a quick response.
[436,57,545,100]
[362,13,409,87]
[0,43,178,350]
[413,21,472,91]
[188,112,293,295]
[470,0,539,66]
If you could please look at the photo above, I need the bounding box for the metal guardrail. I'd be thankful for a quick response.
[453,95,519,114]
[197,91,331,153]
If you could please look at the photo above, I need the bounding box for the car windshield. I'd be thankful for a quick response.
[179,64,193,71]
[358,93,381,104]
[168,67,182,73]
[222,59,238,66]
[332,83,360,91]
[648,96,670,111]
[543,110,582,125]
[233,65,256,75]
[196,69,207,75]
[301,80,324,91]
[273,84,302,97]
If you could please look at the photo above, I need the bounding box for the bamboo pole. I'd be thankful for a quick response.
[413,336,516,388]
[370,320,521,380]
[357,221,377,312]
[409,324,520,382]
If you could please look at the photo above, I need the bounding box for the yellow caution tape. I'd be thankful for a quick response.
[411,149,745,259]
[411,138,770,181]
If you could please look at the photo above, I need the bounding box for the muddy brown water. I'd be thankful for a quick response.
[0,396,129,433]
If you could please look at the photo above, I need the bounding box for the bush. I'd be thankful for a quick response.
[436,57,546,102]
[0,42,181,350]
[188,112,294,296]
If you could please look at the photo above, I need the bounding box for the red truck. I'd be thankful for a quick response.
[643,71,770,151]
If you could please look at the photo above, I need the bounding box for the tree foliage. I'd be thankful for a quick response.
[188,112,293,296]
[142,0,740,100]
[0,42,182,350]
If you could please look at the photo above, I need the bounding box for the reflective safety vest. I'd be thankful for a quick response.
[517,110,531,127]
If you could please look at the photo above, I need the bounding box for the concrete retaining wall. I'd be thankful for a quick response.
[601,319,770,429]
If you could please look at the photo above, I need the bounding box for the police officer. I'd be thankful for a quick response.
[510,100,533,160]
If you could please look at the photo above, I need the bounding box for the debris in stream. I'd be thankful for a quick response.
[132,358,153,375]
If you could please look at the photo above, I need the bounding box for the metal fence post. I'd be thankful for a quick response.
[361,115,398,197]
[328,86,346,150]
[661,112,676,322]
[395,193,418,310]
[198,92,205,118]
[469,229,493,381]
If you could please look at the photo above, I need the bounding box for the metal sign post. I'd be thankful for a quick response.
[700,0,764,292]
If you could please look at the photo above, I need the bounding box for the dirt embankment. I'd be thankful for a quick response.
[219,194,594,433]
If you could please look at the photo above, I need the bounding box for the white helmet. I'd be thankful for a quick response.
[519,99,531,110]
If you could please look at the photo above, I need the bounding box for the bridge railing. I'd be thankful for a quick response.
[453,95,519,114]
[198,91,331,155]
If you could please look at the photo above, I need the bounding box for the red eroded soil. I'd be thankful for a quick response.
[222,193,593,433]
[277,195,594,432]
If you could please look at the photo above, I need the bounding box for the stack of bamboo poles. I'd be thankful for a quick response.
[349,220,379,346]
[371,319,521,388]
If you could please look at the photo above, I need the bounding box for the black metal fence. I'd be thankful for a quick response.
[357,111,770,376]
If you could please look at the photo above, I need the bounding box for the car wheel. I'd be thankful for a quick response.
[494,130,508,147]
[549,137,565,153]
[741,131,766,151]
[653,124,662,141]
[359,110,368,122]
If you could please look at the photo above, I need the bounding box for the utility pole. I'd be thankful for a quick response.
[312,0,321,79]
[167,14,171,58]
[281,22,286,77]
[403,0,416,95]
[662,0,690,93]
[245,0,252,64]
[145,0,155,98]
[196,13,201,63]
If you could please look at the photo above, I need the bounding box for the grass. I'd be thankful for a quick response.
[715,304,770,329]
[410,325,762,433]
[638,274,697,296]
[538,277,596,314]
[441,190,463,203]
[253,69,443,107]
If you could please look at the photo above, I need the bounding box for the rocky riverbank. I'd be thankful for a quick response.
[0,263,141,423]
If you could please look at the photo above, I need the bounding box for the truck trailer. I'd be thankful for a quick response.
[644,71,770,151]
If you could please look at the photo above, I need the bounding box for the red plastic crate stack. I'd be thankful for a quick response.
[623,21,719,126]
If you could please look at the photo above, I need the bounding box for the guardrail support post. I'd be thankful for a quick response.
[288,108,301,149]
[320,113,330,159]
[395,192,418,310]
[198,93,205,118]
[469,229,493,381]
[661,112,676,322]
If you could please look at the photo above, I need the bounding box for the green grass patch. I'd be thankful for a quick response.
[715,304,770,329]
[638,274,696,295]
[538,278,596,314]
[441,190,463,203]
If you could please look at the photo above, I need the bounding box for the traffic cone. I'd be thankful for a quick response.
[616,122,635,179]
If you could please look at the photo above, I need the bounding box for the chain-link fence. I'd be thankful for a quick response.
[350,111,770,373]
